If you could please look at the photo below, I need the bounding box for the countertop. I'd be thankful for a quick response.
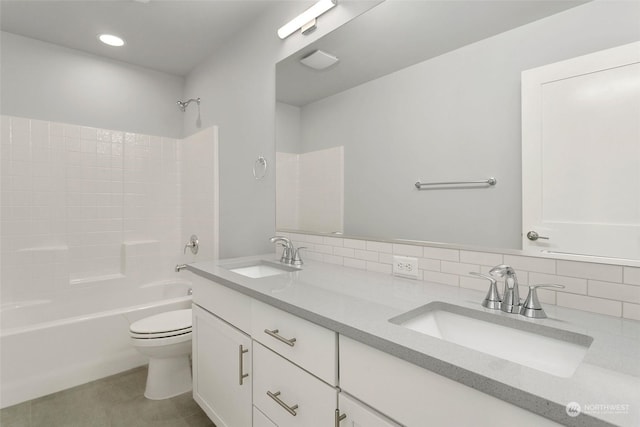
[187,255,640,427]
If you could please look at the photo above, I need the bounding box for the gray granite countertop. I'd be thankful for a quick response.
[187,255,640,427]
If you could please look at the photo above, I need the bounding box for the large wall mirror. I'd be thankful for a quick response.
[275,0,640,263]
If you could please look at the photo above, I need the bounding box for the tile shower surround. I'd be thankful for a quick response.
[1,115,215,303]
[279,232,640,320]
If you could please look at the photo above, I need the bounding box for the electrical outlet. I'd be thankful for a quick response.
[393,255,419,279]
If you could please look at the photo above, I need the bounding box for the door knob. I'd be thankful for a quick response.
[526,231,549,241]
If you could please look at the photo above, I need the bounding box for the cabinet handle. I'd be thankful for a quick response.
[264,328,297,347]
[267,390,299,416]
[238,345,249,385]
[335,409,347,426]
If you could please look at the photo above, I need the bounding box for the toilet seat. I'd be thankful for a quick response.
[130,309,192,340]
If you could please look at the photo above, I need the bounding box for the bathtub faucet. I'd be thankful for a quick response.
[175,264,187,272]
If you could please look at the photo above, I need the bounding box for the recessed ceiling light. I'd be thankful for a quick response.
[98,34,125,47]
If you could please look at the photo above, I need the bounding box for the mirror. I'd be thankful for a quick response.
[275,0,640,260]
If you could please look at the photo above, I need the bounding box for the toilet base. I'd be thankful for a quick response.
[144,355,192,400]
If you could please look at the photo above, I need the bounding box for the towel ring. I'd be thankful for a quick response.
[253,156,267,180]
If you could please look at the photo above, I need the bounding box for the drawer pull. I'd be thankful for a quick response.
[238,345,249,385]
[267,390,299,416]
[264,328,297,347]
[335,409,347,426]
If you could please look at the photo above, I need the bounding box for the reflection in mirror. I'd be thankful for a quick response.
[275,0,640,261]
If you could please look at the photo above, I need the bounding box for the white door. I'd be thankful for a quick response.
[522,41,640,261]
[338,393,401,427]
[192,304,252,427]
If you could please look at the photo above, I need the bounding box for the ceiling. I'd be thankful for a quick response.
[277,0,588,106]
[0,0,282,76]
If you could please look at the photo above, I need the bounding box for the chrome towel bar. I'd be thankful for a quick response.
[415,177,496,189]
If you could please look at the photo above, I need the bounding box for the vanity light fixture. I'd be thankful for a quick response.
[98,34,125,47]
[277,0,337,39]
[300,50,339,70]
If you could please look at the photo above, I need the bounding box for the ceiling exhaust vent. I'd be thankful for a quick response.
[300,50,339,70]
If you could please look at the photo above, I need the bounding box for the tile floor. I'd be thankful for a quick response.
[0,367,215,427]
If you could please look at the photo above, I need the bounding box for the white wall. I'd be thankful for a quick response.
[183,1,381,258]
[297,0,640,249]
[0,32,184,139]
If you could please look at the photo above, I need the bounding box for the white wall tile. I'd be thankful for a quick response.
[393,243,423,257]
[623,267,640,286]
[557,260,623,282]
[423,246,459,262]
[588,280,640,304]
[528,272,587,295]
[418,258,440,272]
[334,247,355,258]
[623,303,640,321]
[503,255,556,274]
[343,238,366,250]
[459,276,488,292]
[460,250,502,266]
[441,261,479,275]
[323,236,344,247]
[378,253,394,265]
[556,293,622,317]
[354,249,378,262]
[366,240,393,253]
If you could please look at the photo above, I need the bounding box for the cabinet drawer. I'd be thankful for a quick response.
[338,393,402,427]
[340,335,561,427]
[253,406,277,427]
[253,341,337,427]
[251,300,337,385]
[191,272,252,333]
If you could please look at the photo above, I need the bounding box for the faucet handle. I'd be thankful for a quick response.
[520,284,564,318]
[292,247,307,266]
[470,272,501,310]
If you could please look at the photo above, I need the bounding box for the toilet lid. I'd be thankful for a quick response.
[130,308,192,335]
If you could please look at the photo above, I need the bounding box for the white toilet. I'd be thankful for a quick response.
[129,308,193,400]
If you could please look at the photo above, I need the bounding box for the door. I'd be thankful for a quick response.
[192,304,252,427]
[522,41,640,261]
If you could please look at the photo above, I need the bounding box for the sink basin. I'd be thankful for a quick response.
[225,260,300,279]
[389,302,592,378]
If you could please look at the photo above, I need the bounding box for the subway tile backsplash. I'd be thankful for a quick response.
[283,231,640,320]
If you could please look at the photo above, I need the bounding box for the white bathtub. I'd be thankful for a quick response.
[0,280,192,408]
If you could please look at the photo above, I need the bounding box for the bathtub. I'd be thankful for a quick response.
[0,279,192,408]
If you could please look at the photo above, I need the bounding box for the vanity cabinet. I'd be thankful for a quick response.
[339,335,561,427]
[338,393,401,427]
[192,305,252,427]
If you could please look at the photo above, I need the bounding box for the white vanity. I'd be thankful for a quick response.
[187,256,640,427]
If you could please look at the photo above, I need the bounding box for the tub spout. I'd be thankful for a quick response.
[175,264,187,272]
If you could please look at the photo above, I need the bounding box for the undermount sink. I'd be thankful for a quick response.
[389,302,593,378]
[225,260,300,279]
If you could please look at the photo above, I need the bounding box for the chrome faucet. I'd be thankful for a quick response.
[269,236,295,264]
[489,264,521,314]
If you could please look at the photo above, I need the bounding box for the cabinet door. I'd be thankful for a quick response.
[193,304,252,427]
[338,393,401,427]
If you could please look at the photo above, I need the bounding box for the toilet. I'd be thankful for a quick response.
[129,308,193,400]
